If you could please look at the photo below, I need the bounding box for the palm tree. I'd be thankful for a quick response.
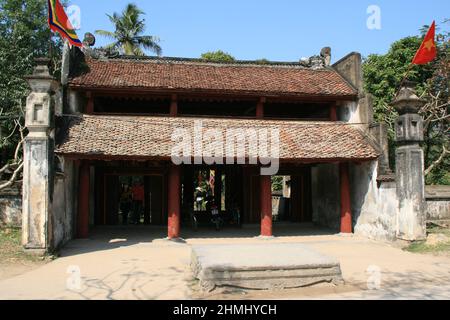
[95,3,162,56]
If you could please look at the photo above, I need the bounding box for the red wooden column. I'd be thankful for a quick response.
[329,105,337,121]
[256,97,266,119]
[86,91,94,114]
[77,161,90,238]
[260,174,273,237]
[167,164,181,239]
[170,94,178,117]
[339,162,352,233]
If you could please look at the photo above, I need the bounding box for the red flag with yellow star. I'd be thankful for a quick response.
[412,21,436,65]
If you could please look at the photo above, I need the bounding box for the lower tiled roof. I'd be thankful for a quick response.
[55,115,379,161]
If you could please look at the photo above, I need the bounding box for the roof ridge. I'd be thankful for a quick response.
[90,55,331,70]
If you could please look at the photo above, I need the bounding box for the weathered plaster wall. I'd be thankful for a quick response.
[51,158,75,249]
[352,161,398,241]
[427,200,450,220]
[311,163,340,231]
[425,185,450,221]
[0,185,22,227]
[67,89,85,114]
[333,52,373,126]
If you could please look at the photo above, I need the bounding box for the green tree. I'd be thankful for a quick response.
[363,20,450,184]
[200,50,235,62]
[0,0,63,187]
[95,3,162,56]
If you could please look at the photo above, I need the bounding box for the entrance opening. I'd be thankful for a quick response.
[90,162,313,236]
[272,175,291,222]
[99,173,165,226]
[272,172,312,223]
[182,166,237,228]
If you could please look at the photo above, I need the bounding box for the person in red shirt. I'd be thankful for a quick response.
[131,181,145,224]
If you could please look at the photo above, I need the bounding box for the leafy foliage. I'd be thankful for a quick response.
[95,3,161,56]
[363,20,449,184]
[200,50,235,62]
[271,176,283,192]
[0,0,62,168]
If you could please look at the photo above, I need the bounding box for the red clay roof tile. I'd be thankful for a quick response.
[69,57,357,98]
[55,115,379,160]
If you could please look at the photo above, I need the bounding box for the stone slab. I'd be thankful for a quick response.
[191,243,343,291]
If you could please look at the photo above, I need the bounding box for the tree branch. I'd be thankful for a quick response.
[424,145,450,176]
[0,161,23,190]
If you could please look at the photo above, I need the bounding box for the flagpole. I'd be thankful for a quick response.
[395,63,414,97]
[49,31,53,60]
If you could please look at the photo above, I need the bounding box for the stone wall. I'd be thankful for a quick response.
[426,185,450,221]
[50,158,76,249]
[352,162,398,241]
[0,183,22,227]
[333,52,373,126]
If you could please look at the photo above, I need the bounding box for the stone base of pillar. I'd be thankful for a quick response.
[163,237,186,243]
[256,235,275,240]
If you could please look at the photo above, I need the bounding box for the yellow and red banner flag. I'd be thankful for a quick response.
[412,21,436,65]
[48,0,83,48]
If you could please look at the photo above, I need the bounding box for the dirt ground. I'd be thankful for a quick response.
[1,224,450,300]
[0,228,48,281]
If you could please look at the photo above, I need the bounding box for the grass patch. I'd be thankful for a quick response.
[0,227,41,264]
[406,241,450,254]
[404,224,450,255]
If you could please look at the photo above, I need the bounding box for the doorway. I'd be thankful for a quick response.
[98,173,165,226]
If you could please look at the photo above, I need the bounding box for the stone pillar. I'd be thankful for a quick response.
[339,162,352,233]
[167,164,181,239]
[392,82,426,241]
[260,174,273,237]
[22,58,58,252]
[77,161,90,238]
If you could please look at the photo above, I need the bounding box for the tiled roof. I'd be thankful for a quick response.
[55,115,379,161]
[69,57,357,98]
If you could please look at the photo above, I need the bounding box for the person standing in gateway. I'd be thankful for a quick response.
[131,181,145,224]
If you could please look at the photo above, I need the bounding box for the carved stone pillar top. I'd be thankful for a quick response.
[392,82,425,144]
[24,58,59,136]
[24,58,58,93]
[391,81,425,115]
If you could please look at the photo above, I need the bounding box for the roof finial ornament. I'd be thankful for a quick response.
[320,47,331,66]
[82,31,119,60]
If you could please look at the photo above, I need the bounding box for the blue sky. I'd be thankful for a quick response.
[68,0,449,63]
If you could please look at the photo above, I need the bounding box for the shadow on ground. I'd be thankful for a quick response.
[61,223,336,257]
